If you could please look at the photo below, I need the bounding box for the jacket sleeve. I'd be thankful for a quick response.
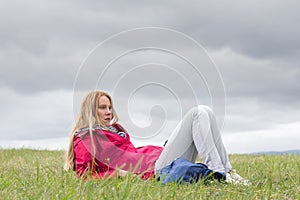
[73,134,115,179]
[73,135,94,176]
[73,127,163,180]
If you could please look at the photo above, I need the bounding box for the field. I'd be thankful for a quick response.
[0,149,299,199]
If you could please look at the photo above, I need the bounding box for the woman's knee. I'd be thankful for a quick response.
[197,105,213,113]
[188,105,212,118]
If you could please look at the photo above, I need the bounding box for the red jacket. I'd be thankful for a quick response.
[73,124,163,179]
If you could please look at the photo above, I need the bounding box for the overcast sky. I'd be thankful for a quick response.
[0,0,299,153]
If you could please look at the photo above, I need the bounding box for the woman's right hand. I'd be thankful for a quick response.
[117,169,129,177]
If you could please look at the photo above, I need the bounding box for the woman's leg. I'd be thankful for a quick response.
[155,105,232,174]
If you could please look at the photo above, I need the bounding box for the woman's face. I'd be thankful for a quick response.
[97,95,112,126]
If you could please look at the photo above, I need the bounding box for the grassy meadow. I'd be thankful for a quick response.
[0,149,299,199]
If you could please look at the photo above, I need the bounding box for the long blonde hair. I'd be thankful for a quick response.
[64,90,118,171]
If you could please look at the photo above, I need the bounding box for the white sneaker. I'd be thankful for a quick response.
[225,170,250,186]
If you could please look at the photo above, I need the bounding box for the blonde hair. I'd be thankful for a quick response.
[64,90,118,171]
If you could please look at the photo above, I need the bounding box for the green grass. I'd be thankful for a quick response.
[0,149,299,199]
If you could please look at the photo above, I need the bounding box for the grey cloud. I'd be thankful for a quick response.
[0,45,78,93]
[210,48,300,106]
[223,96,300,133]
[162,1,300,59]
[0,0,300,152]
[0,89,73,140]
[1,0,300,95]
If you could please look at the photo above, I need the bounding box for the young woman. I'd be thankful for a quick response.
[65,90,249,185]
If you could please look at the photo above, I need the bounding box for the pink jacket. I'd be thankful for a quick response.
[73,123,163,179]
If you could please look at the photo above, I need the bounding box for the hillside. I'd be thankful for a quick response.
[0,149,299,199]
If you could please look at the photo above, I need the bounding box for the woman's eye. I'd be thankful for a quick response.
[98,105,112,110]
[99,106,106,109]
